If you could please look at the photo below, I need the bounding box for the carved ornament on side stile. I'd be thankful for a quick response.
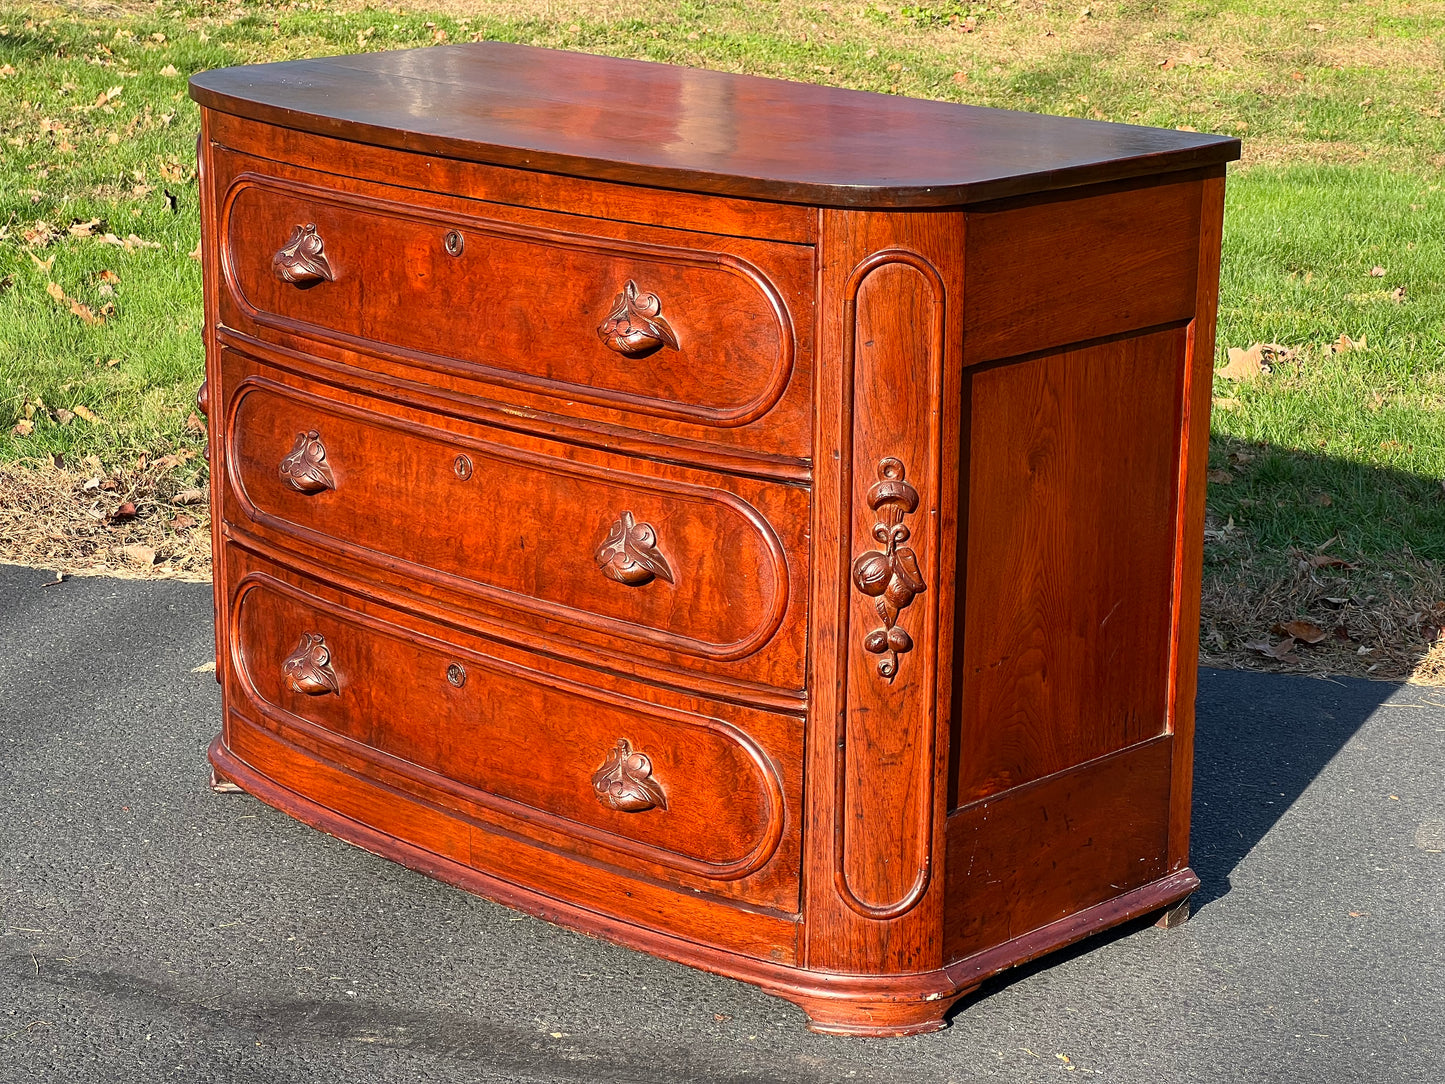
[592,739,668,812]
[851,457,927,682]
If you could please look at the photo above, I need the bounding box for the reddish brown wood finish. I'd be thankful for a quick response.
[952,327,1186,806]
[961,173,1204,366]
[216,346,810,698]
[190,42,1238,207]
[194,45,1235,1037]
[944,736,1174,960]
[219,157,806,429]
[226,544,803,911]
[207,111,819,244]
[204,141,816,474]
[1167,174,1228,874]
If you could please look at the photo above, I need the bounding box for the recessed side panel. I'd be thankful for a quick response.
[952,327,1187,808]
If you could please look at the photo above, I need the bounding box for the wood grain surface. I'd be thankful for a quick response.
[190,42,1239,207]
[952,327,1187,807]
[217,346,811,697]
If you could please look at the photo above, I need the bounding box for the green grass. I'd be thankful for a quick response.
[1210,165,1445,558]
[1,0,1443,582]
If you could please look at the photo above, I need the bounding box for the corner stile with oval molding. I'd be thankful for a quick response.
[836,248,946,921]
[807,209,962,980]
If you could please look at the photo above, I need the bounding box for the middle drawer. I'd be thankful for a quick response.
[219,346,809,696]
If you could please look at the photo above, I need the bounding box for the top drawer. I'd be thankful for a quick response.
[208,146,815,468]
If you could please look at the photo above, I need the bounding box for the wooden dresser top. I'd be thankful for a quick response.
[190,42,1240,208]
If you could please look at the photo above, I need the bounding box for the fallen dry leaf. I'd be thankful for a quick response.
[185,412,206,435]
[1332,332,1366,354]
[98,269,120,284]
[1369,266,1386,277]
[118,542,157,566]
[68,298,103,324]
[1302,552,1357,570]
[1244,637,1300,663]
[951,70,969,85]
[191,659,217,673]
[45,281,65,302]
[72,405,100,424]
[1391,286,1407,303]
[173,487,207,505]
[1207,469,1234,484]
[1313,493,1333,507]
[1274,619,1329,644]
[170,513,197,530]
[160,64,179,77]
[110,501,138,521]
[1219,345,1267,382]
[12,418,34,436]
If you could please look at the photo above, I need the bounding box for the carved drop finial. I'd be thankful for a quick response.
[596,510,674,586]
[272,223,334,285]
[598,280,680,357]
[279,429,336,495]
[591,738,667,812]
[851,457,926,682]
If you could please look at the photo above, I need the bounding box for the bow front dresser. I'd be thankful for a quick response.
[190,43,1239,1036]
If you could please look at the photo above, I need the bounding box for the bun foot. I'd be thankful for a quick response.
[1154,895,1191,929]
[210,763,244,794]
[785,987,976,1037]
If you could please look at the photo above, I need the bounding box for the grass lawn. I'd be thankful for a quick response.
[1,0,1442,678]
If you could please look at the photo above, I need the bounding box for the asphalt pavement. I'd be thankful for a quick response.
[0,561,1441,1083]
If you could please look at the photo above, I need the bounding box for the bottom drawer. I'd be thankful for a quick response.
[222,543,803,913]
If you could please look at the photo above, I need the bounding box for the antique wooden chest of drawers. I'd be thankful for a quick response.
[190,43,1239,1036]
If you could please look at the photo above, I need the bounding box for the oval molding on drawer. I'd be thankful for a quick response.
[222,373,793,664]
[218,172,798,428]
[229,571,789,881]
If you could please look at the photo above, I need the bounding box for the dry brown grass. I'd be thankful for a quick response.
[1199,521,1445,684]
[0,459,211,581]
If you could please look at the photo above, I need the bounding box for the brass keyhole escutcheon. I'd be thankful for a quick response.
[453,454,473,480]
[446,663,467,688]
[444,230,464,257]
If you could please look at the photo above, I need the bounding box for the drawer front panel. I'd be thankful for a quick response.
[220,348,807,685]
[220,169,801,428]
[228,556,802,906]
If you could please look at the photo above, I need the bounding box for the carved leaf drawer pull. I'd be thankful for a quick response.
[272,223,334,285]
[282,632,339,696]
[597,279,680,357]
[851,457,927,682]
[278,429,336,495]
[591,738,667,813]
[596,510,674,587]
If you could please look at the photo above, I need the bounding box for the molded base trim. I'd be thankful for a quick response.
[209,736,1198,1037]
